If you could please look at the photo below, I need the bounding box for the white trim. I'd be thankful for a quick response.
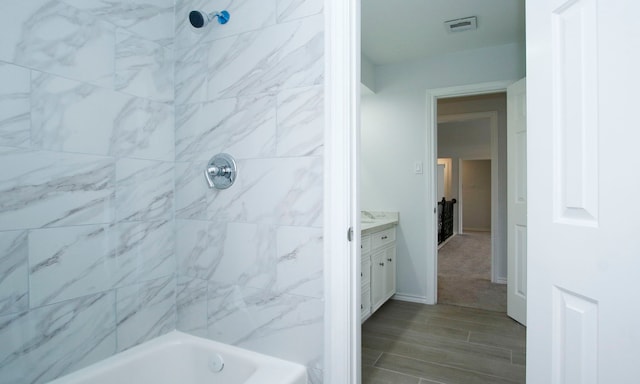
[392,293,430,304]
[439,111,499,283]
[457,158,464,236]
[323,0,360,383]
[425,80,514,305]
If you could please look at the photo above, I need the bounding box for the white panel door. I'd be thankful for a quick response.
[527,0,640,382]
[507,78,527,326]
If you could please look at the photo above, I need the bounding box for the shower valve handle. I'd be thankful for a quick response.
[204,153,237,189]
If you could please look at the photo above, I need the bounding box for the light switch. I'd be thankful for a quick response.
[414,162,423,174]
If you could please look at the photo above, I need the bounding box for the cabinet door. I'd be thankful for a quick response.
[370,250,385,310]
[383,245,396,300]
[361,287,371,321]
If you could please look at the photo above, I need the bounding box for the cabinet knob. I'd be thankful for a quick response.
[379,262,384,266]
[361,304,363,309]
[387,258,392,262]
[381,236,388,240]
[360,272,363,277]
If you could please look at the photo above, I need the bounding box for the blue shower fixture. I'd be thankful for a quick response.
[189,9,230,28]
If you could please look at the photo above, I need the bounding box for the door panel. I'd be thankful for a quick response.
[383,246,396,300]
[370,250,384,310]
[527,0,640,382]
[507,77,527,325]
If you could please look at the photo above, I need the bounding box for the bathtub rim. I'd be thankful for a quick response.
[46,330,308,384]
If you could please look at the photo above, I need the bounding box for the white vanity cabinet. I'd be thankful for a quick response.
[360,235,371,319]
[361,224,397,322]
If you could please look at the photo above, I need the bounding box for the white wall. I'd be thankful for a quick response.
[438,120,492,158]
[361,54,376,93]
[361,42,524,300]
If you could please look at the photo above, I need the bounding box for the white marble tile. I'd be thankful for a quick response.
[116,275,176,352]
[0,312,25,384]
[174,47,208,105]
[0,0,115,87]
[175,160,208,220]
[31,72,174,161]
[111,220,175,288]
[205,14,323,99]
[31,72,129,156]
[212,223,276,289]
[176,275,208,337]
[207,286,323,368]
[175,0,276,51]
[62,0,175,47]
[176,219,222,280]
[175,94,277,162]
[115,159,174,222]
[29,225,114,307]
[308,368,324,384]
[0,292,116,384]
[177,221,276,288]
[0,147,115,231]
[0,63,30,148]
[115,29,174,102]
[277,0,323,23]
[0,231,28,316]
[110,98,175,161]
[275,226,323,298]
[207,157,323,226]
[276,85,324,156]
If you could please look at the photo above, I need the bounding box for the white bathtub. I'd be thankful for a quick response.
[47,331,308,384]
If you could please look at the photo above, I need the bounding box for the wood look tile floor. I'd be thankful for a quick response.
[362,300,526,384]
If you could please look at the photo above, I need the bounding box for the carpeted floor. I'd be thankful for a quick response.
[438,231,507,312]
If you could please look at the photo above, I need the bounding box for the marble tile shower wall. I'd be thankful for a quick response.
[0,1,176,383]
[174,0,324,382]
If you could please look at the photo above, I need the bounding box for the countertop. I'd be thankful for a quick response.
[361,211,399,234]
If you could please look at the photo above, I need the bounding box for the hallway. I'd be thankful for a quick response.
[362,300,526,383]
[438,231,507,312]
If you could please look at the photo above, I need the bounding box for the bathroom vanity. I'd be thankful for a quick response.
[360,211,399,322]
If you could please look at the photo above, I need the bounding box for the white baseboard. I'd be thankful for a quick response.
[495,277,507,284]
[392,293,431,304]
[463,227,491,232]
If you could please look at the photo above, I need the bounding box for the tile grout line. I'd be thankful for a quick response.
[371,350,383,366]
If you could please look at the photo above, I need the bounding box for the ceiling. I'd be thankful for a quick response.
[361,0,525,66]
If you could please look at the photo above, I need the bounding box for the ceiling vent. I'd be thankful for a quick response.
[444,16,477,33]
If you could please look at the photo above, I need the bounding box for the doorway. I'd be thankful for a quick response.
[434,94,507,312]
[325,1,526,381]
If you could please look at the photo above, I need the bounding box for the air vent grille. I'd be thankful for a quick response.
[444,16,477,33]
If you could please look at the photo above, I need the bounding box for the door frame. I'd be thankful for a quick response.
[323,0,360,383]
[438,111,500,283]
[425,81,514,303]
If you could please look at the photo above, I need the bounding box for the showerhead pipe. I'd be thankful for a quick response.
[189,9,230,28]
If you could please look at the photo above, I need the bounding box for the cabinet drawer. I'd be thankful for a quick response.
[371,227,396,249]
[361,235,371,254]
[361,259,371,286]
